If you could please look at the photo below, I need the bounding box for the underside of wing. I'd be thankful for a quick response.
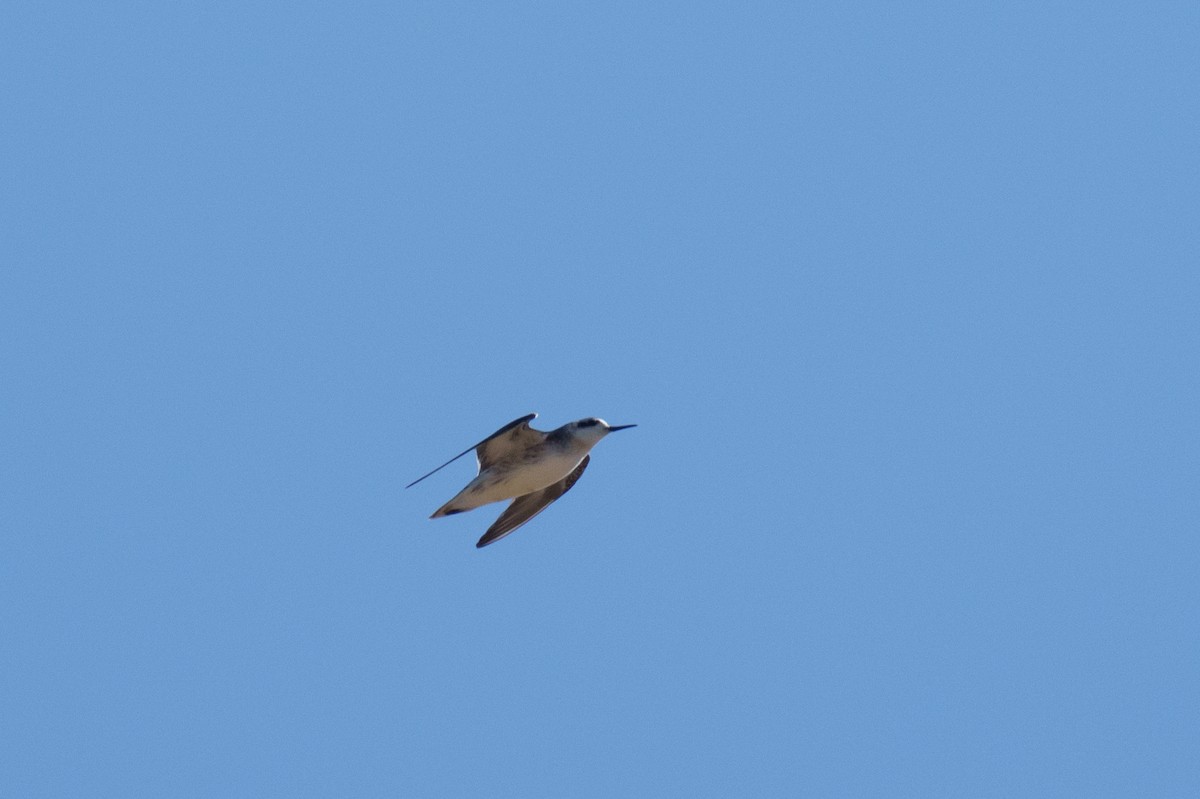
[406,413,541,489]
[475,455,590,548]
[475,413,545,470]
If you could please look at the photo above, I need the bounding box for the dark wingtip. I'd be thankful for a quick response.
[476,528,508,548]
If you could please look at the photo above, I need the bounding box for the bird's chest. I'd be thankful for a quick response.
[488,448,582,496]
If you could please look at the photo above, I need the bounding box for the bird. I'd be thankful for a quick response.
[406,413,637,548]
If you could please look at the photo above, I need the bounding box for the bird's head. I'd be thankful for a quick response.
[571,417,637,441]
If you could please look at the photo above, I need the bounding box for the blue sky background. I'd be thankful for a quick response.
[4,2,1198,796]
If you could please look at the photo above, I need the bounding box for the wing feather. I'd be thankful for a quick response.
[476,415,545,470]
[405,413,540,489]
[475,455,590,548]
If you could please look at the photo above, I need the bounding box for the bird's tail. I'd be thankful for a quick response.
[430,486,480,518]
[430,502,467,519]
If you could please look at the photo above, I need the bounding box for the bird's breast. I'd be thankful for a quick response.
[480,448,584,500]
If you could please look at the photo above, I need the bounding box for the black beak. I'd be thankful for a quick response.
[607,424,637,432]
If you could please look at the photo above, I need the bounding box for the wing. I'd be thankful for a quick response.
[475,455,589,548]
[405,414,542,489]
[475,414,545,470]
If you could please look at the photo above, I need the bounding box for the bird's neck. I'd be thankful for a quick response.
[546,429,592,454]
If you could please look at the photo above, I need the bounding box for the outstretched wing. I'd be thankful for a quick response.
[475,414,544,470]
[476,455,590,548]
[405,414,542,489]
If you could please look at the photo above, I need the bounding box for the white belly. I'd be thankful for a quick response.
[434,444,593,517]
[478,450,583,501]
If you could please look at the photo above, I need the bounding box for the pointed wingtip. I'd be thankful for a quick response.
[408,413,541,489]
[475,527,508,548]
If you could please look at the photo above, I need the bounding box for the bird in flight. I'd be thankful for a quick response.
[407,413,637,548]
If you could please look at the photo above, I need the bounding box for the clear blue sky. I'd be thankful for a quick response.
[4,2,1198,796]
